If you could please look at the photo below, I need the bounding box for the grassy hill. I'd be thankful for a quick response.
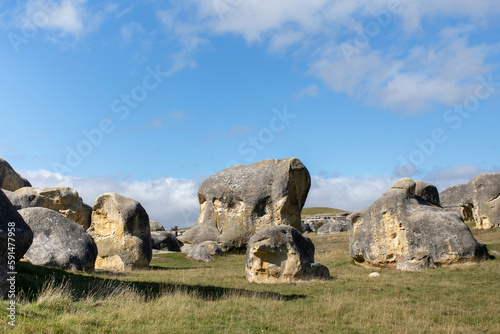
[2,228,499,333]
[301,206,346,218]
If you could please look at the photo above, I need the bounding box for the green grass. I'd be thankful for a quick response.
[301,207,346,218]
[1,228,500,333]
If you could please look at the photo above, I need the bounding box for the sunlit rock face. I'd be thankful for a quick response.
[88,193,152,271]
[349,178,489,271]
[180,158,311,251]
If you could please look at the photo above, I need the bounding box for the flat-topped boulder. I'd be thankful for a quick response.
[441,173,500,229]
[6,187,92,229]
[246,225,330,283]
[317,213,351,234]
[19,207,97,272]
[0,158,31,191]
[349,178,488,271]
[87,193,152,271]
[180,158,311,251]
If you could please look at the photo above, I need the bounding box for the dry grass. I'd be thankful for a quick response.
[1,227,499,333]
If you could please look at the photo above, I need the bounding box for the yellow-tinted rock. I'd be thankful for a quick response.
[8,187,92,229]
[88,193,152,271]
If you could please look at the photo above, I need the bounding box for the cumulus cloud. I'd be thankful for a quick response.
[293,84,319,99]
[422,165,500,192]
[175,0,500,113]
[305,174,397,212]
[20,169,201,229]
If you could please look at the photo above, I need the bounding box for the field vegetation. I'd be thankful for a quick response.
[1,225,499,333]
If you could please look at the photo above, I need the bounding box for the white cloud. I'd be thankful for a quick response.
[305,174,397,212]
[20,169,201,229]
[175,0,500,113]
[293,84,319,99]
[423,165,500,192]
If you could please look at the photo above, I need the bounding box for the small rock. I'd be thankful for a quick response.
[368,272,380,277]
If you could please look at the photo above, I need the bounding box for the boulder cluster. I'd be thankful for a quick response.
[0,156,497,294]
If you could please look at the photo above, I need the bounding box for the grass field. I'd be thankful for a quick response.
[301,207,346,218]
[1,226,499,333]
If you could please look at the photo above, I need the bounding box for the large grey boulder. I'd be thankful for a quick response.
[6,187,92,229]
[18,207,97,272]
[245,225,330,283]
[415,181,441,206]
[150,231,183,251]
[317,213,351,234]
[182,241,224,262]
[180,158,311,251]
[441,173,500,229]
[87,193,152,271]
[303,216,330,232]
[0,158,31,191]
[349,178,489,271]
[0,190,33,298]
[149,220,165,232]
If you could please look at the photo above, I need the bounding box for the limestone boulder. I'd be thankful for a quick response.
[441,173,500,229]
[87,193,152,271]
[303,216,330,232]
[182,241,224,262]
[0,158,31,191]
[0,190,33,298]
[149,220,165,232]
[349,178,489,271]
[7,187,92,229]
[151,231,183,251]
[317,215,351,234]
[245,225,330,283]
[19,207,97,272]
[180,158,311,251]
[415,181,441,206]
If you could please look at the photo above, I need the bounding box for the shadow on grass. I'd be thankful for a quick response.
[148,266,211,271]
[15,262,306,303]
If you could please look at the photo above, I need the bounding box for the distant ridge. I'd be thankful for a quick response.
[301,207,345,218]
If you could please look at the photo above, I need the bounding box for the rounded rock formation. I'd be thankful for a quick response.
[245,225,330,283]
[7,187,92,229]
[19,207,97,272]
[0,158,31,191]
[87,193,152,271]
[349,178,488,271]
[180,158,311,251]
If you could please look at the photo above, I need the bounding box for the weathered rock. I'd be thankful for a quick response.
[301,221,313,234]
[18,207,97,272]
[180,158,311,251]
[87,193,152,271]
[0,158,31,191]
[368,272,380,278]
[303,216,330,231]
[441,173,500,229]
[317,215,350,234]
[149,220,165,232]
[0,190,33,298]
[349,178,489,271]
[7,187,92,230]
[151,231,183,251]
[182,241,224,262]
[415,181,441,206]
[245,225,330,283]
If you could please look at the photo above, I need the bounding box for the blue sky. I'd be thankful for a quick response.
[1,0,499,228]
